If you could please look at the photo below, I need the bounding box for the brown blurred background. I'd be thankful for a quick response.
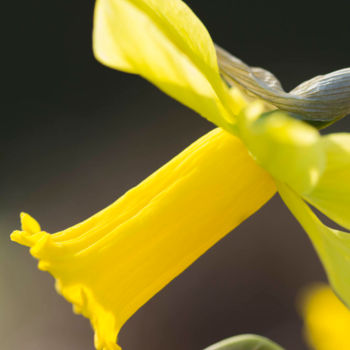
[1,1,350,349]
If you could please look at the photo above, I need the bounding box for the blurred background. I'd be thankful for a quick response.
[2,0,350,349]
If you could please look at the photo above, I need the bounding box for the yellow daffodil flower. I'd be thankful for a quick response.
[300,284,350,350]
[11,1,350,349]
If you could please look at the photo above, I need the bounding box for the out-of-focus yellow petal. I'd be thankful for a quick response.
[304,133,350,231]
[238,106,325,195]
[300,284,350,350]
[11,129,276,350]
[278,182,350,310]
[93,0,240,132]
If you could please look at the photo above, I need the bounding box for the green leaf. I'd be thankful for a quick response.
[204,334,285,350]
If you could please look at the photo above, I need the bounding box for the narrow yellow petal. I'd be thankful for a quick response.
[93,0,239,132]
[278,182,350,309]
[11,129,276,350]
[300,284,350,350]
[304,133,350,230]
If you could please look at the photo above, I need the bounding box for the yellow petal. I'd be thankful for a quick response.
[300,284,350,350]
[238,106,325,194]
[278,182,350,309]
[11,129,275,350]
[93,0,239,132]
[20,212,41,234]
[304,133,350,230]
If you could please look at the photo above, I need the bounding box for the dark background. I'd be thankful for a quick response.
[1,1,350,349]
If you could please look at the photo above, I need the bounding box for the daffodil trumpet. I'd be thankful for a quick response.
[11,0,350,349]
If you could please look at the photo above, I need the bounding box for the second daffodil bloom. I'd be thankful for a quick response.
[300,284,350,350]
[11,0,350,349]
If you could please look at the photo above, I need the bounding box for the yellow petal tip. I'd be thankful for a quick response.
[20,212,41,234]
[10,213,46,248]
[10,230,23,243]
